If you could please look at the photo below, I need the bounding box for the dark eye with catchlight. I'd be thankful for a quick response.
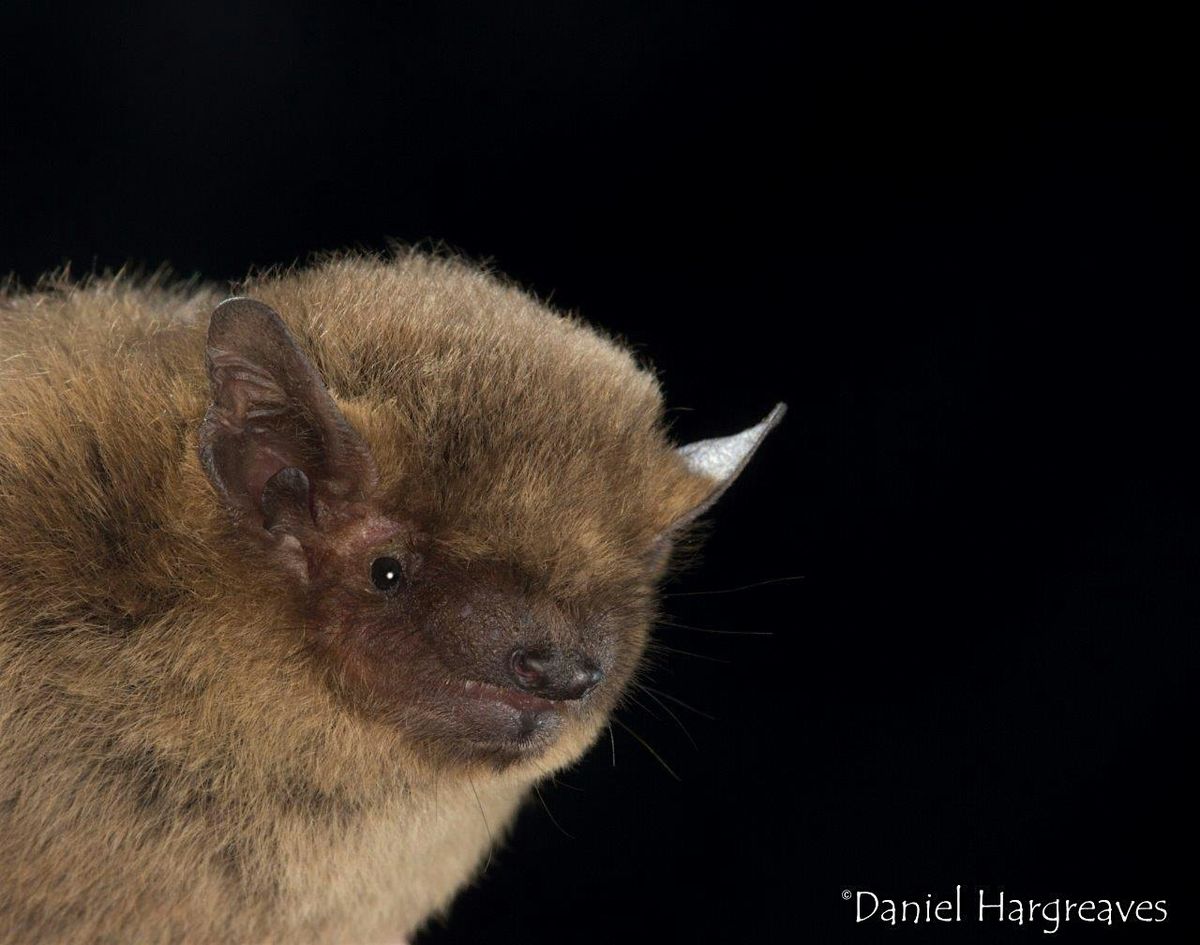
[370,556,405,594]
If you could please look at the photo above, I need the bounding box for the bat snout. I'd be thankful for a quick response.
[508,647,604,701]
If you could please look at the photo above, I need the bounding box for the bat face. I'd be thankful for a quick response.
[197,279,782,773]
[298,511,649,767]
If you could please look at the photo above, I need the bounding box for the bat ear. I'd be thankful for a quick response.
[671,402,786,528]
[197,298,378,557]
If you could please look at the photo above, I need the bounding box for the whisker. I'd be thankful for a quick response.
[608,722,617,767]
[658,619,772,637]
[613,716,680,781]
[532,783,575,839]
[664,575,805,598]
[639,684,716,721]
[635,683,697,749]
[623,690,664,722]
[647,642,730,664]
[467,777,494,872]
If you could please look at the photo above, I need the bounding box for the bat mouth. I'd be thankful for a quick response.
[434,676,594,761]
[459,678,567,714]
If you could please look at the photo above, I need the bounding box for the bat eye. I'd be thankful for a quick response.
[370,556,406,595]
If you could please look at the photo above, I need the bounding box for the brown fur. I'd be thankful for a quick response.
[0,252,752,943]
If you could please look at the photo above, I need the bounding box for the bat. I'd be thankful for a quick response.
[0,252,782,944]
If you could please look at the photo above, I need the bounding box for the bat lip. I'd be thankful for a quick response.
[458,678,568,714]
[428,676,595,759]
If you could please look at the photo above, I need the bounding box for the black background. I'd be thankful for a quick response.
[2,2,1193,942]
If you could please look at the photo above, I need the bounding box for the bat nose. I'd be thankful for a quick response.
[509,647,604,701]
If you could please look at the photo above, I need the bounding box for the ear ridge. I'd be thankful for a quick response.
[205,298,367,470]
[198,297,378,530]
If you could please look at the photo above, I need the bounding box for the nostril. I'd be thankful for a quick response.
[507,648,604,700]
[510,648,548,690]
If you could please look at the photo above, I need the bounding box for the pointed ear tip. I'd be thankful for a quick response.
[752,402,787,440]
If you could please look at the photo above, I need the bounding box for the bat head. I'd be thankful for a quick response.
[197,265,781,772]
